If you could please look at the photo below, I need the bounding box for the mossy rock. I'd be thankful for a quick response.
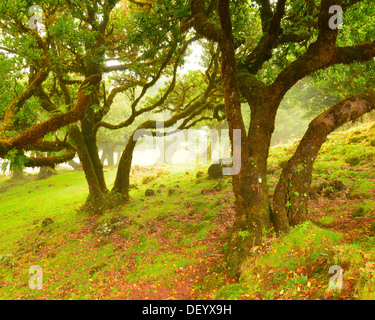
[88,263,108,277]
[41,217,54,227]
[316,179,346,197]
[196,171,204,178]
[93,222,113,236]
[208,163,223,178]
[145,189,155,197]
[330,180,346,192]
[93,215,123,236]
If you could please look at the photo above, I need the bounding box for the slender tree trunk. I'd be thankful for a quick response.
[36,166,56,180]
[101,143,115,167]
[100,147,107,164]
[115,150,121,166]
[112,132,137,199]
[105,144,115,167]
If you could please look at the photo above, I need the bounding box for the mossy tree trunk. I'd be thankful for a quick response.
[10,166,25,180]
[70,125,105,214]
[216,0,275,277]
[273,86,375,228]
[112,132,137,199]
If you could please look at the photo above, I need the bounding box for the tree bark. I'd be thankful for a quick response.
[112,132,137,199]
[68,159,80,170]
[81,119,107,193]
[217,0,273,277]
[70,125,104,213]
[25,149,75,168]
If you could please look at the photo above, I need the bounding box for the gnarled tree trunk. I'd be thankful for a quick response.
[217,0,274,277]
[273,86,375,228]
[70,125,105,214]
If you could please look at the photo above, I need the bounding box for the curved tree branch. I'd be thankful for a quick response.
[24,149,76,168]
[0,74,102,158]
[273,85,375,230]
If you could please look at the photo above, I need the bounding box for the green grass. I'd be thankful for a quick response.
[0,121,374,300]
[0,164,234,299]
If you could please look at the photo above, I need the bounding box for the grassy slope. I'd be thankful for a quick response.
[0,122,374,300]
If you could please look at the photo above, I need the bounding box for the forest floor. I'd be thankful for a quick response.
[0,121,375,300]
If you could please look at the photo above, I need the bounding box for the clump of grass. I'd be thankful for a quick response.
[316,215,335,226]
[352,200,375,217]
